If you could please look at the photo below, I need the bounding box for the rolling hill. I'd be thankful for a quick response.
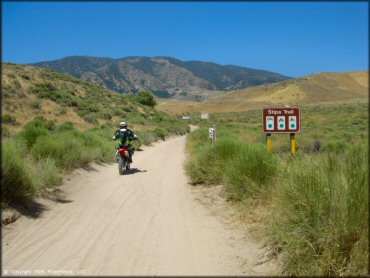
[33,56,290,100]
[1,63,189,135]
[156,71,368,114]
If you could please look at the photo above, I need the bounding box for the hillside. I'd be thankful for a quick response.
[33,56,290,100]
[156,71,368,114]
[1,63,189,136]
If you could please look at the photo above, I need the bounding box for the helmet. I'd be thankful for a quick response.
[119,121,127,128]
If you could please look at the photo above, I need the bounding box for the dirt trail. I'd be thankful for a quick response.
[2,135,276,276]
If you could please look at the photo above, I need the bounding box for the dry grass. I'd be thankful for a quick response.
[2,64,96,131]
[156,71,368,115]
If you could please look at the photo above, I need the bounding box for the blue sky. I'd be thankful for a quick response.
[2,1,368,77]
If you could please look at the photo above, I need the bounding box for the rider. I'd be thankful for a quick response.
[113,121,137,163]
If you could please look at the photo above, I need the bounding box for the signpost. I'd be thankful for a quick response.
[209,126,216,144]
[262,107,301,154]
[201,113,209,119]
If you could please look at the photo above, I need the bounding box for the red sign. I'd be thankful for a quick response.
[262,107,301,133]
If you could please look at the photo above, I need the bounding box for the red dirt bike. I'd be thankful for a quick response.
[116,146,131,175]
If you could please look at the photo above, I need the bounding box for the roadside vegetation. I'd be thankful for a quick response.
[2,63,189,208]
[185,101,368,275]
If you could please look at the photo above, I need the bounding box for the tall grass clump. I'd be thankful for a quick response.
[37,157,63,188]
[135,131,156,145]
[2,142,38,202]
[185,137,241,185]
[20,124,48,150]
[19,117,55,149]
[268,144,368,275]
[83,127,115,162]
[30,132,89,170]
[186,128,210,154]
[224,143,278,200]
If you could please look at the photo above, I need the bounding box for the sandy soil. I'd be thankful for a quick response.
[2,135,276,276]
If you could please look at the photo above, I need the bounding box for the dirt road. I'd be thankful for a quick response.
[2,135,276,276]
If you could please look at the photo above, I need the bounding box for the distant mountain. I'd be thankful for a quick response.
[33,56,290,100]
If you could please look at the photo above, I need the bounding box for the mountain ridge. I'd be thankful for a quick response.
[33,56,290,100]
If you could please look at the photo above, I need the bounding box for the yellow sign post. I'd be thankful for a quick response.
[266,133,272,153]
[290,133,296,154]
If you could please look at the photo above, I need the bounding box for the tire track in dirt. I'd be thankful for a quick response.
[2,135,276,276]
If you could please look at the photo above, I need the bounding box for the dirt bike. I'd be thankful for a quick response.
[116,146,131,175]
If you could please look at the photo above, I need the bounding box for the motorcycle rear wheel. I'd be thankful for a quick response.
[118,157,125,175]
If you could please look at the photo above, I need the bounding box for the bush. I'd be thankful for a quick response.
[153,127,166,140]
[31,133,89,170]
[31,100,42,109]
[99,111,112,120]
[84,115,98,124]
[2,114,17,125]
[20,124,48,149]
[56,121,75,132]
[135,131,156,145]
[37,157,63,187]
[2,142,38,202]
[30,82,57,97]
[26,116,56,131]
[224,143,278,200]
[185,138,241,185]
[2,126,10,137]
[134,91,157,107]
[268,145,368,275]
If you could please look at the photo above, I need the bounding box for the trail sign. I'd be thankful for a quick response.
[209,126,216,143]
[262,107,301,133]
[201,113,209,119]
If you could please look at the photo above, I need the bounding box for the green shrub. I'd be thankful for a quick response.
[20,124,48,149]
[2,114,17,125]
[30,82,57,97]
[2,142,38,202]
[224,143,278,200]
[268,145,368,275]
[26,116,56,130]
[56,121,75,132]
[37,157,63,187]
[135,131,156,145]
[31,133,89,170]
[87,103,99,112]
[134,91,157,107]
[153,127,166,140]
[31,100,42,109]
[68,98,79,107]
[99,111,112,120]
[185,138,241,185]
[84,115,97,124]
[19,117,56,149]
[2,126,10,137]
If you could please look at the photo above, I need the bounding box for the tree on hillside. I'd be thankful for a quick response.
[135,91,157,107]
